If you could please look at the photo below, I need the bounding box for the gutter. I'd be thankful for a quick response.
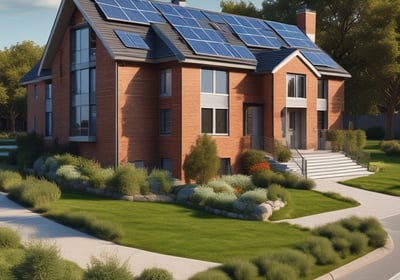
[115,62,119,167]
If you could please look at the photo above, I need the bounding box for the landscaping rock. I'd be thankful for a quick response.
[176,186,196,203]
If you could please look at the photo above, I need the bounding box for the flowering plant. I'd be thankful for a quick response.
[248,161,270,175]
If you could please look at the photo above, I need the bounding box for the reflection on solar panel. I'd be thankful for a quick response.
[203,11,225,23]
[94,0,165,25]
[267,21,317,49]
[114,30,150,49]
[221,15,282,49]
[153,2,255,61]
[301,50,338,68]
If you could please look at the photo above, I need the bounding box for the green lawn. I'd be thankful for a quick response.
[342,140,400,196]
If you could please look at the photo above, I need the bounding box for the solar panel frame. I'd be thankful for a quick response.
[301,50,338,68]
[114,30,150,50]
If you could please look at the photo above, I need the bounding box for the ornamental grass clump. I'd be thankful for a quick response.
[0,170,22,192]
[206,192,237,212]
[220,174,255,193]
[240,149,266,175]
[56,165,81,182]
[109,164,149,196]
[149,169,172,193]
[219,258,258,280]
[84,254,134,280]
[189,269,230,280]
[9,176,61,209]
[233,188,267,214]
[294,178,316,190]
[252,256,297,280]
[266,184,289,203]
[252,170,285,188]
[206,180,234,193]
[137,267,174,280]
[0,227,21,249]
[299,236,339,265]
[89,168,115,190]
[191,186,214,205]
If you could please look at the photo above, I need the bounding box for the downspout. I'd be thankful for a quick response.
[115,62,119,167]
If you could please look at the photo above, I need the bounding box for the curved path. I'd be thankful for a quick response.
[1,176,400,279]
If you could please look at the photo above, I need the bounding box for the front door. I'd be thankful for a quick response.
[287,110,304,149]
[245,105,264,150]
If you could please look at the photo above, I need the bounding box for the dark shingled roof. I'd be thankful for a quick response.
[20,62,51,85]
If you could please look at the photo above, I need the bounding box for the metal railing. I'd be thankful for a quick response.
[290,146,307,178]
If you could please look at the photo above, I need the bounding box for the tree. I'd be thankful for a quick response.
[183,134,220,184]
[221,0,262,18]
[0,41,43,131]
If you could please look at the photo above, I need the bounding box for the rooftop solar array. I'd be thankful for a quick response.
[114,30,150,49]
[300,50,339,68]
[266,21,318,50]
[222,14,282,49]
[94,0,165,25]
[153,2,256,61]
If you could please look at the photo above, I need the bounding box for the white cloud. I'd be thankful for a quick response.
[34,0,62,9]
[0,0,60,11]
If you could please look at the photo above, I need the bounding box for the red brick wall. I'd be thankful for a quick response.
[26,83,46,135]
[328,78,345,129]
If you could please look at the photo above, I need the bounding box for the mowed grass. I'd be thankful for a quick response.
[270,189,359,220]
[342,140,400,196]
[46,190,310,263]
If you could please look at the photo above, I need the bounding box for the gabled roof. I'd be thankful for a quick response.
[31,0,350,83]
[20,62,51,85]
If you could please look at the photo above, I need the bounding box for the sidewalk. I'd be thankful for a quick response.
[0,193,218,280]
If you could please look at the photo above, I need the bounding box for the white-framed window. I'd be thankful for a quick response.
[160,68,172,97]
[201,69,229,135]
[287,74,306,98]
[318,79,328,99]
[160,109,172,135]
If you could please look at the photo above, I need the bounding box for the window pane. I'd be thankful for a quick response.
[161,69,172,96]
[216,109,228,134]
[219,158,231,175]
[297,75,305,97]
[215,70,228,94]
[160,109,172,135]
[90,106,96,136]
[287,75,295,97]
[201,69,213,93]
[201,108,213,133]
[81,69,90,95]
[318,79,327,99]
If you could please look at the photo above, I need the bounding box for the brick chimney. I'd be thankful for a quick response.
[296,6,316,43]
[171,0,186,6]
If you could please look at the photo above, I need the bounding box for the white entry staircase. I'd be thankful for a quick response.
[271,151,372,179]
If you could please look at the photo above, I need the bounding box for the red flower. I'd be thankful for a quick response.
[249,161,270,175]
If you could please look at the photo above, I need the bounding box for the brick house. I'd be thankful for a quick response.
[21,0,350,180]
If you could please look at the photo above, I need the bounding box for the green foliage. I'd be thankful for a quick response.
[327,130,367,154]
[149,169,172,193]
[9,176,61,208]
[51,211,123,242]
[183,134,220,184]
[219,258,258,280]
[84,255,134,280]
[233,188,267,214]
[11,132,44,168]
[137,267,173,280]
[252,255,298,280]
[54,153,80,166]
[266,184,289,203]
[189,269,230,280]
[294,178,316,190]
[12,241,64,280]
[358,217,387,247]
[300,236,339,265]
[380,140,400,156]
[220,174,255,192]
[0,227,21,249]
[0,170,22,192]
[366,126,385,140]
[206,192,237,211]
[274,142,292,162]
[282,172,299,189]
[191,186,214,205]
[109,164,149,196]
[56,165,81,182]
[240,149,266,175]
[206,180,234,193]
[89,168,114,190]
[220,0,262,18]
[252,170,285,188]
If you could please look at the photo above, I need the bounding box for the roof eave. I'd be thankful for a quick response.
[271,50,321,78]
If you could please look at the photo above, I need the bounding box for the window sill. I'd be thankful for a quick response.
[69,136,96,142]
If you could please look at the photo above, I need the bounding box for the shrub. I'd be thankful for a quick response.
[53,211,123,242]
[268,249,313,277]
[339,216,363,232]
[282,172,299,189]
[294,178,316,190]
[56,165,82,182]
[189,269,231,280]
[137,267,173,280]
[183,134,220,184]
[54,153,80,167]
[366,126,385,140]
[240,149,266,175]
[326,129,344,151]
[206,192,237,211]
[220,175,255,194]
[233,189,267,214]
[267,184,289,203]
[0,170,22,192]
[89,168,115,190]
[206,180,234,193]
[300,236,339,265]
[33,156,47,177]
[248,161,270,175]
[13,241,64,280]
[265,261,297,280]
[11,132,44,168]
[219,258,258,280]
[252,170,285,188]
[323,192,359,205]
[109,164,149,196]
[191,186,214,205]
[380,140,400,156]
[149,169,172,193]
[359,217,387,247]
[9,176,61,208]
[84,254,134,280]
[0,227,21,248]
[274,142,292,162]
[347,231,369,254]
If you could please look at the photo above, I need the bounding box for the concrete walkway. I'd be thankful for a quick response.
[1,176,400,279]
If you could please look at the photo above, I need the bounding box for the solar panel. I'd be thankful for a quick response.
[301,50,338,68]
[221,14,282,49]
[266,21,317,49]
[203,11,225,23]
[114,30,150,50]
[94,0,165,25]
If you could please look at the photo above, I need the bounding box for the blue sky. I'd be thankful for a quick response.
[0,0,264,50]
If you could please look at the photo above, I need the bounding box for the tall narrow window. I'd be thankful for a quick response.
[45,82,53,137]
[160,109,172,135]
[200,69,229,135]
[70,26,96,140]
[160,68,172,96]
[287,74,306,98]
[318,79,328,99]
